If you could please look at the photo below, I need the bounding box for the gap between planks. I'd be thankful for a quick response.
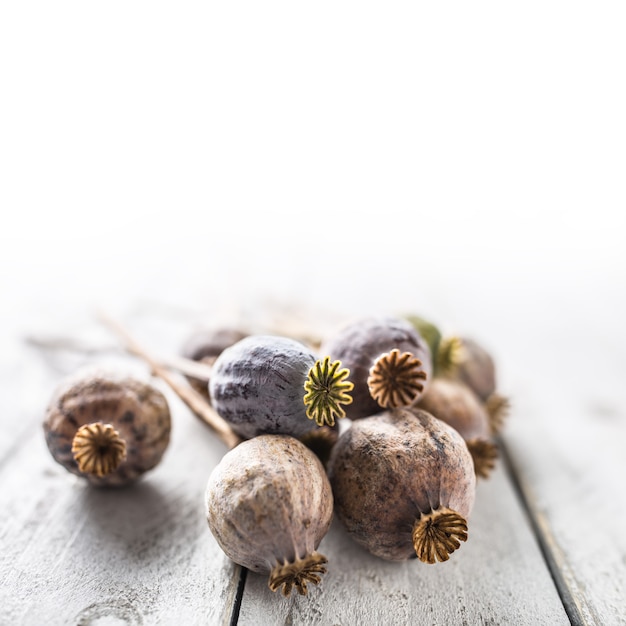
[498,435,596,626]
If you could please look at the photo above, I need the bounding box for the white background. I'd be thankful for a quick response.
[2,8,625,623]
[1,2,625,355]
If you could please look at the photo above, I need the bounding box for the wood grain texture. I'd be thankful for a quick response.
[4,302,624,626]
[0,331,241,626]
[501,325,626,626]
[237,462,570,626]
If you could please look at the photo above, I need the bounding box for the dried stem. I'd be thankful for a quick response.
[157,354,214,382]
[97,312,241,450]
[25,333,214,383]
[25,334,116,355]
[412,508,468,564]
[72,422,127,477]
[268,552,328,597]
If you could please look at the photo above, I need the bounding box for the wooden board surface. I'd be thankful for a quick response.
[0,308,593,626]
[238,462,569,626]
[3,2,626,622]
[500,320,626,626]
[0,341,241,626]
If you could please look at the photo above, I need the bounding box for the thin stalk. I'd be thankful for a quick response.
[97,311,241,450]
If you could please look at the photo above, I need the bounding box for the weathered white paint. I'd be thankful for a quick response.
[501,324,626,626]
[238,462,570,626]
[2,299,625,625]
[0,341,240,626]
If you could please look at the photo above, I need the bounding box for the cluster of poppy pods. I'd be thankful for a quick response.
[43,313,509,597]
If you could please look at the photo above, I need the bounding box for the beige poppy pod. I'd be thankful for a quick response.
[417,377,499,479]
[438,335,511,434]
[205,435,334,597]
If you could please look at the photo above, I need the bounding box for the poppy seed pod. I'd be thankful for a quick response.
[209,335,353,439]
[43,371,171,487]
[320,317,432,420]
[417,377,498,479]
[327,408,475,563]
[405,314,443,376]
[438,335,510,434]
[205,435,334,596]
[180,326,249,399]
[439,336,495,402]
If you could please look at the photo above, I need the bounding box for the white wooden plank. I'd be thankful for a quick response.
[237,460,570,626]
[110,307,571,624]
[0,324,241,626]
[8,298,625,626]
[500,323,626,626]
[0,337,53,464]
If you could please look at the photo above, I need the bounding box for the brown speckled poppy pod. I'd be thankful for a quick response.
[327,408,476,562]
[43,370,171,487]
[446,336,496,402]
[417,377,499,479]
[319,316,432,420]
